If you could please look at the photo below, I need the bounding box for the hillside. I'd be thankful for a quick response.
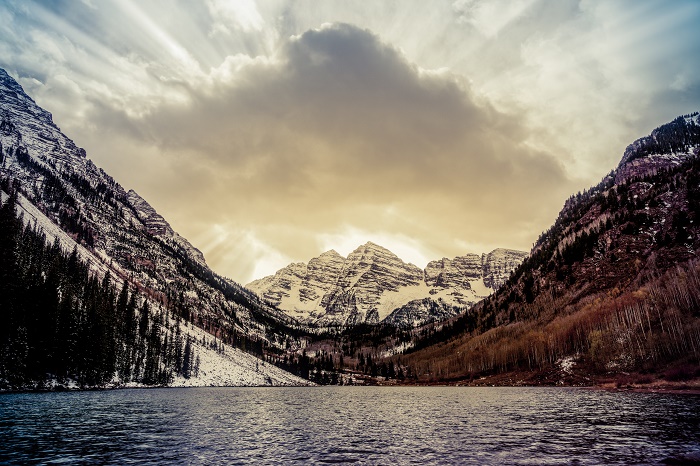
[395,113,700,385]
[0,68,308,388]
[0,188,308,389]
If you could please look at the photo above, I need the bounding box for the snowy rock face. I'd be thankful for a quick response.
[0,68,297,357]
[482,249,530,289]
[249,250,346,317]
[615,113,700,184]
[127,189,173,236]
[382,298,463,328]
[0,70,86,168]
[424,248,528,295]
[425,254,483,289]
[247,243,527,327]
[320,242,424,326]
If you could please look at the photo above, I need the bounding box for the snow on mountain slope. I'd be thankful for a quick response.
[2,189,118,283]
[319,242,425,326]
[0,67,303,385]
[615,112,700,183]
[247,242,528,327]
[168,320,309,387]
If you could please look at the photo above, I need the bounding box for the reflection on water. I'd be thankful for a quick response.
[1,387,699,465]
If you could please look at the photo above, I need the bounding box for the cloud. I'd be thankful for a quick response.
[453,0,537,37]
[86,23,569,280]
[205,0,265,34]
[468,0,700,180]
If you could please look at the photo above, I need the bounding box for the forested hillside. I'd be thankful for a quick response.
[0,67,307,367]
[0,67,316,388]
[0,181,200,388]
[397,114,700,385]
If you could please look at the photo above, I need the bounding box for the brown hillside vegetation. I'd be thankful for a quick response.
[401,260,700,382]
[399,114,700,385]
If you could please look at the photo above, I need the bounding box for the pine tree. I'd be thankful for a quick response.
[0,189,209,389]
[182,337,192,379]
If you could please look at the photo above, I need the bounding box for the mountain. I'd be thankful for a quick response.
[0,68,307,388]
[247,242,527,327]
[399,112,700,385]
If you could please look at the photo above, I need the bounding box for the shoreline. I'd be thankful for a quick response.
[592,380,700,395]
[4,378,700,394]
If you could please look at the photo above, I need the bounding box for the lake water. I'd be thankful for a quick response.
[1,386,699,465]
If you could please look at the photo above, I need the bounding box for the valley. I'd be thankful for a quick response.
[1,66,699,390]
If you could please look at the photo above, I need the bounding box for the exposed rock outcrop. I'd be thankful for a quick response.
[247,243,527,327]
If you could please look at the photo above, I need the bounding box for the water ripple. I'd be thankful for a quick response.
[1,387,699,465]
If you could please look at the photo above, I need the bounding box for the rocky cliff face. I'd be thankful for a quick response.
[320,242,424,326]
[127,189,207,266]
[482,249,530,289]
[424,248,529,292]
[615,113,700,183]
[383,298,464,328]
[247,242,527,327]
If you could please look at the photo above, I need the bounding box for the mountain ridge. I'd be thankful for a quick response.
[397,111,700,384]
[247,243,528,327]
[0,67,308,388]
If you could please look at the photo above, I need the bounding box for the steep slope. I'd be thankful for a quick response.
[126,189,207,266]
[0,190,308,388]
[321,242,425,326]
[400,112,700,383]
[246,250,347,320]
[0,68,305,386]
[248,242,527,327]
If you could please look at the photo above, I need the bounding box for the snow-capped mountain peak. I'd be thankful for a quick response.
[247,244,527,327]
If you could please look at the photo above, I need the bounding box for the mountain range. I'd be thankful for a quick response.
[1,63,698,389]
[247,244,527,327]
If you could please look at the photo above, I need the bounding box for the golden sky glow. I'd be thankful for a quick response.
[1,1,699,282]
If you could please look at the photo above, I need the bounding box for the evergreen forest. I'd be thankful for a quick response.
[0,180,200,389]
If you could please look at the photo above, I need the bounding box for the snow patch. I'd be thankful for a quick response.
[170,321,310,387]
[377,283,432,319]
[558,356,576,374]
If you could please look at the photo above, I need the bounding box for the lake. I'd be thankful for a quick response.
[1,386,698,465]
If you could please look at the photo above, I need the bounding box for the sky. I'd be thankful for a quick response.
[1,0,699,283]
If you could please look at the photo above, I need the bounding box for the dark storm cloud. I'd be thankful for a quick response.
[123,23,568,232]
